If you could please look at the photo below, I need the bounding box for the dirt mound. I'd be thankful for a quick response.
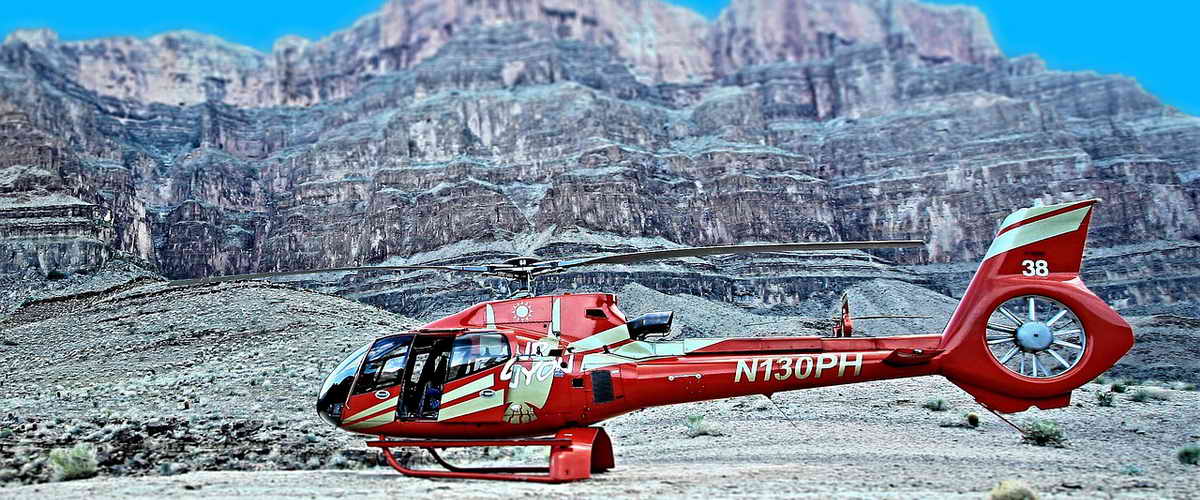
[1111,315,1200,383]
[0,278,422,485]
[0,414,382,485]
[841,278,959,336]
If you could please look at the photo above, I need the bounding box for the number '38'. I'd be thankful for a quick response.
[1021,259,1049,276]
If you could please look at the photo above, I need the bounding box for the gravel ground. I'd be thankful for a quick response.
[1,271,1198,498]
[4,377,1198,498]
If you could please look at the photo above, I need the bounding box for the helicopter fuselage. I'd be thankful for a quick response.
[317,292,946,439]
[301,198,1133,482]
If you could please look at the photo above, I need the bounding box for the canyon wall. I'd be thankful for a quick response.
[0,0,1196,315]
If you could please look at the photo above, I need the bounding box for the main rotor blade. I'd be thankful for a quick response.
[168,264,492,287]
[542,240,925,268]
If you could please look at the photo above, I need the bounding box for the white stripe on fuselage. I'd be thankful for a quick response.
[440,374,495,404]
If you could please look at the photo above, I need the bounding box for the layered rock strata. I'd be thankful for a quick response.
[0,0,1195,314]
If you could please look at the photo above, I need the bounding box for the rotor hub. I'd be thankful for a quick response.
[1015,321,1053,352]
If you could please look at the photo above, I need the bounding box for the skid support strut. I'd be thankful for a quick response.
[365,427,614,483]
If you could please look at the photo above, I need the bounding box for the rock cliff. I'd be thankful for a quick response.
[0,0,1196,316]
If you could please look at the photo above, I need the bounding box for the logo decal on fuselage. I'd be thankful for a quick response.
[734,353,863,383]
[499,357,557,388]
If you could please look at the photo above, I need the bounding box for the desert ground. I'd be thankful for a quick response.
[1,271,1197,498]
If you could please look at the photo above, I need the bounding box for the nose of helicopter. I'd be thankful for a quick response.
[316,343,370,428]
[315,382,346,427]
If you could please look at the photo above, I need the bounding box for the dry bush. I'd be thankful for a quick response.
[48,443,98,482]
[922,398,948,411]
[1022,419,1066,447]
[1179,445,1200,466]
[965,412,980,428]
[1131,388,1170,402]
[989,479,1038,500]
[685,415,723,438]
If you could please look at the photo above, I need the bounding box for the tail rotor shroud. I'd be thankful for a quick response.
[937,199,1134,413]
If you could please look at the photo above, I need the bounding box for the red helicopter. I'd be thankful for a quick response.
[176,198,1132,483]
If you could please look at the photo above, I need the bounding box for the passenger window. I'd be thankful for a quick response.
[446,333,511,381]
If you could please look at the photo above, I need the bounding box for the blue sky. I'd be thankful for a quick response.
[2,1,1195,115]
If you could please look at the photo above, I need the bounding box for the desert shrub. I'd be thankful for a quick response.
[922,398,949,411]
[1022,419,1066,447]
[1092,374,1108,385]
[1131,388,1169,402]
[684,415,723,438]
[749,397,773,412]
[157,462,187,476]
[966,412,980,428]
[1110,381,1128,393]
[1119,464,1143,476]
[1096,391,1116,407]
[1179,446,1200,466]
[1170,381,1197,391]
[48,443,98,481]
[988,479,1038,500]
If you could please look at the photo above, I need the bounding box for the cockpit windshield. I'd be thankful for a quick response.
[316,342,370,426]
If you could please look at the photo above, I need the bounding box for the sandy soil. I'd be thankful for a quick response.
[4,376,1198,499]
[2,276,1198,498]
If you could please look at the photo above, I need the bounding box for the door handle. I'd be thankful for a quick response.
[479,389,496,398]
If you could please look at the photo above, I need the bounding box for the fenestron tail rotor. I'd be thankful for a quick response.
[168,239,926,292]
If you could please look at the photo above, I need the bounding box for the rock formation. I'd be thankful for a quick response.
[0,0,1196,316]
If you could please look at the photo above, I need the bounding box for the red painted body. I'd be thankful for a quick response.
[319,199,1134,481]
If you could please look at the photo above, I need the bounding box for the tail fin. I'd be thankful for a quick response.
[937,199,1134,413]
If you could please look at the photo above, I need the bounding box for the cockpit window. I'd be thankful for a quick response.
[366,335,409,362]
[320,343,369,397]
[446,333,511,381]
[317,342,370,426]
[354,335,414,394]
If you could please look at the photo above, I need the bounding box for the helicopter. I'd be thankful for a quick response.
[173,198,1132,483]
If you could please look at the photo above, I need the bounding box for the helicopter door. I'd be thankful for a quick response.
[396,336,455,420]
[341,334,413,431]
[434,332,513,423]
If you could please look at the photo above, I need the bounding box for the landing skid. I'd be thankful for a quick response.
[366,427,614,483]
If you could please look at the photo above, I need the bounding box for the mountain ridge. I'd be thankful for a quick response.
[1,0,1000,107]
